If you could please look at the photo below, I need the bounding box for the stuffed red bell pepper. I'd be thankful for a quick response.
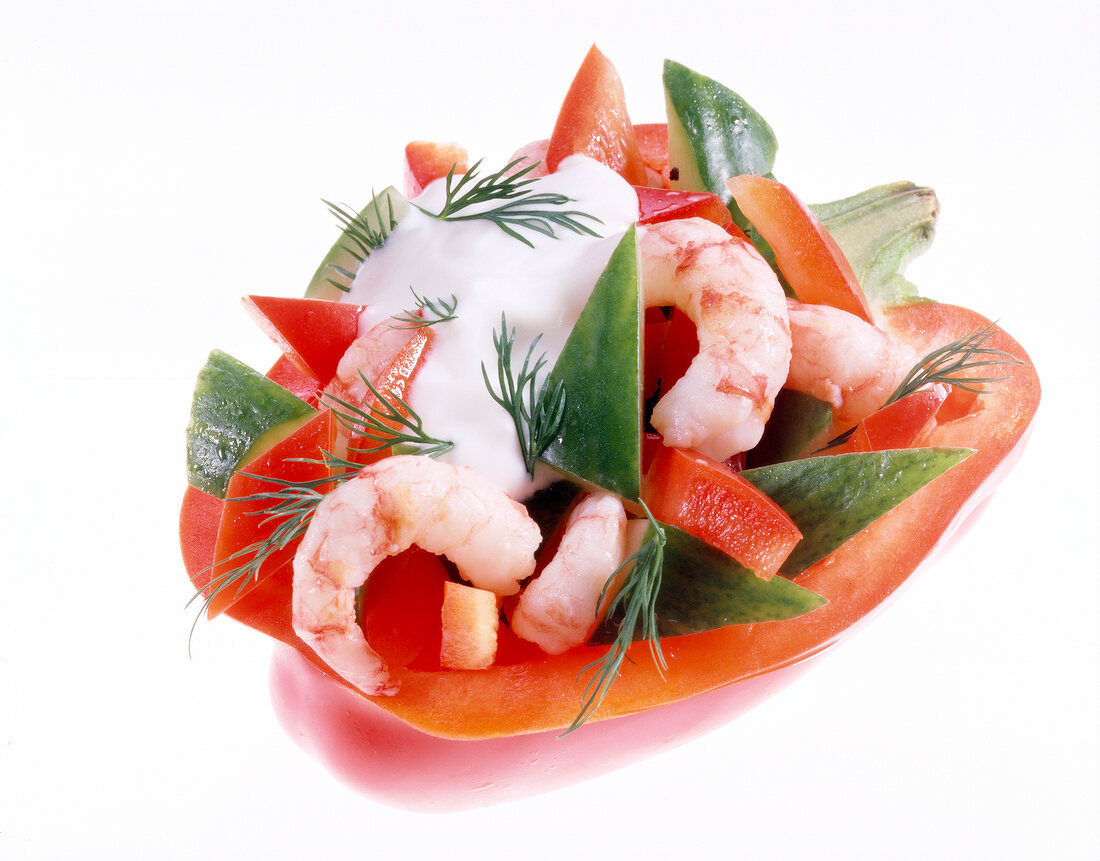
[180,47,1039,810]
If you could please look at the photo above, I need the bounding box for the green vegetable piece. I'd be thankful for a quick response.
[663,59,778,230]
[541,228,642,500]
[810,182,939,308]
[592,521,826,642]
[304,187,410,299]
[653,523,827,636]
[747,389,834,468]
[186,350,316,498]
[742,447,973,575]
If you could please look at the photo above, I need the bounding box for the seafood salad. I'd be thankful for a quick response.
[181,47,1039,808]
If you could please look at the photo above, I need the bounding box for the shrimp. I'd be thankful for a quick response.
[511,492,628,655]
[292,455,541,696]
[327,317,417,408]
[639,217,791,461]
[785,299,916,424]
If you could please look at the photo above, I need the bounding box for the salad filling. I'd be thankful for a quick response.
[343,155,638,497]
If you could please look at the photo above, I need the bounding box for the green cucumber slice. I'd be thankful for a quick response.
[304,186,410,299]
[663,59,777,230]
[541,228,643,500]
[747,390,834,468]
[742,447,973,575]
[592,521,826,643]
[186,350,316,498]
[811,182,940,308]
[653,523,827,636]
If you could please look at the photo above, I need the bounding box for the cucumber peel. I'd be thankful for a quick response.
[541,228,643,500]
[747,389,834,468]
[304,186,409,300]
[591,521,827,642]
[186,350,316,498]
[663,59,777,231]
[653,522,827,636]
[742,447,973,575]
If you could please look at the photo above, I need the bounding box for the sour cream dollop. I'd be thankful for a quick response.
[344,156,638,499]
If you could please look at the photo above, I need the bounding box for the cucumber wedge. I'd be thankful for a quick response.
[747,389,834,468]
[541,228,643,500]
[186,350,316,498]
[304,186,409,299]
[591,521,826,642]
[742,447,973,575]
[663,59,777,230]
[653,523,827,636]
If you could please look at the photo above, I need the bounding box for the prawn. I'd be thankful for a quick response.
[292,455,541,696]
[326,317,418,409]
[639,217,791,461]
[511,492,628,655]
[785,299,916,424]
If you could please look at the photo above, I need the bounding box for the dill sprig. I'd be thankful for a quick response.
[887,322,1023,403]
[817,323,1024,453]
[566,506,668,734]
[322,371,454,458]
[417,158,603,248]
[186,453,357,645]
[481,313,566,476]
[390,287,459,329]
[321,194,399,292]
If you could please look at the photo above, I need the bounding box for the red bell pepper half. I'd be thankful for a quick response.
[181,299,1039,807]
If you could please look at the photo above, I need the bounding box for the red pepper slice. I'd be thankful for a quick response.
[635,186,733,228]
[546,45,648,186]
[727,174,875,323]
[633,122,670,186]
[403,140,468,198]
[828,384,950,454]
[643,444,802,579]
[206,409,337,619]
[243,295,365,384]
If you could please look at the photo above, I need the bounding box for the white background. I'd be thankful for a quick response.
[2,2,1097,859]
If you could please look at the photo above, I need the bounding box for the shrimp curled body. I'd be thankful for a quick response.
[785,299,916,424]
[292,455,541,696]
[639,218,792,460]
[511,492,628,655]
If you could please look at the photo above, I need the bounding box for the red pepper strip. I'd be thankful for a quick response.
[265,354,321,408]
[346,325,435,464]
[643,443,802,580]
[727,174,875,323]
[633,122,670,187]
[635,186,733,228]
[243,296,365,384]
[828,384,950,454]
[181,489,296,649]
[546,45,648,186]
[403,140,468,199]
[205,409,337,619]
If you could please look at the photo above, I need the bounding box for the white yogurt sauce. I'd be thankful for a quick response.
[343,156,638,499]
